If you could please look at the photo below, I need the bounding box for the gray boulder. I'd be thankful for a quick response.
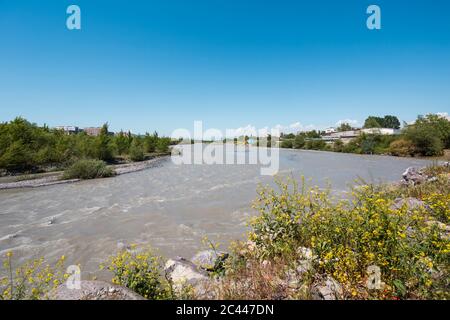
[402,167,427,185]
[295,247,316,276]
[284,247,316,290]
[49,280,145,300]
[191,250,228,271]
[165,257,214,299]
[165,257,208,286]
[297,247,317,260]
[311,276,344,300]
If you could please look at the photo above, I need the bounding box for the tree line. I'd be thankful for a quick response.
[0,117,172,173]
[280,114,450,157]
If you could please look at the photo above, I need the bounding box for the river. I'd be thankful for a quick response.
[0,147,432,278]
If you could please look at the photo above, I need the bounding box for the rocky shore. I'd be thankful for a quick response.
[0,156,169,190]
[151,163,450,300]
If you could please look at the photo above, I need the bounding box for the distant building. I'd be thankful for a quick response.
[361,128,401,135]
[84,127,102,136]
[324,127,337,134]
[321,127,401,144]
[327,130,360,139]
[55,126,79,134]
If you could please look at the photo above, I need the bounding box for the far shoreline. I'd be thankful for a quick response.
[277,146,449,162]
[0,155,170,190]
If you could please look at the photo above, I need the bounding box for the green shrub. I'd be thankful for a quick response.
[281,139,293,149]
[129,139,145,162]
[1,252,67,300]
[95,124,115,161]
[114,131,131,155]
[247,177,449,299]
[342,139,361,154]
[101,246,172,300]
[144,134,158,153]
[156,138,171,153]
[404,114,449,155]
[293,135,306,149]
[62,159,115,180]
[407,127,444,156]
[305,139,326,150]
[389,139,415,156]
[332,139,344,152]
[0,141,34,172]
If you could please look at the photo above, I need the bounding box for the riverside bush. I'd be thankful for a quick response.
[101,246,172,300]
[128,139,145,162]
[0,252,67,300]
[244,176,449,299]
[389,138,415,157]
[62,159,115,180]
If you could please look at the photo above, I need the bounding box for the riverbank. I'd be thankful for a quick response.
[158,162,450,300]
[0,155,170,190]
[278,145,450,161]
[2,161,448,300]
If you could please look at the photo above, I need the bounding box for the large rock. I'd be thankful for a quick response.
[191,250,229,271]
[284,247,316,290]
[165,257,216,299]
[295,247,316,276]
[390,197,429,211]
[50,280,145,300]
[297,247,316,261]
[165,257,208,286]
[311,276,344,300]
[402,167,427,185]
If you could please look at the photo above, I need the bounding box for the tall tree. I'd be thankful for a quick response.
[382,115,400,129]
[114,131,130,155]
[337,123,352,132]
[96,123,114,161]
[363,116,382,128]
[364,115,400,129]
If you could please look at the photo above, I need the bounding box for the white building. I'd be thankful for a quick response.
[324,127,337,134]
[361,128,401,135]
[55,126,79,134]
[321,128,400,144]
[328,130,360,139]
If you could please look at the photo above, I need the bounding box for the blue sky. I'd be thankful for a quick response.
[0,0,449,135]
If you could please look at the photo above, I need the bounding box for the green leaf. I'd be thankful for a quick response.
[393,279,406,296]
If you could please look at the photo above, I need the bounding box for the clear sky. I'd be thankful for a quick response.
[1,0,449,135]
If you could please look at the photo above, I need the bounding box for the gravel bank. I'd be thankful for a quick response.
[0,156,170,190]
